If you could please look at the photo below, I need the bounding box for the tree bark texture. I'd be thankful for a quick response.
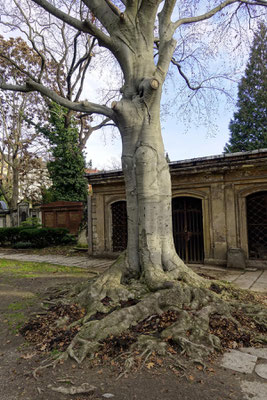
[113,79,196,290]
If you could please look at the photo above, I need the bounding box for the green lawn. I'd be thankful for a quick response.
[0,259,90,278]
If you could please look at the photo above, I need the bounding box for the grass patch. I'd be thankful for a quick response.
[0,259,90,278]
[6,312,26,333]
[7,298,35,311]
[4,298,36,333]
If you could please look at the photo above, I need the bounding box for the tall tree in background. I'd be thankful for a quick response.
[0,36,50,224]
[39,103,89,203]
[1,0,267,367]
[224,23,267,153]
[0,0,112,151]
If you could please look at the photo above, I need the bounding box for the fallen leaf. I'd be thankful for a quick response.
[146,362,154,369]
[168,347,177,354]
[21,353,36,360]
[207,367,215,373]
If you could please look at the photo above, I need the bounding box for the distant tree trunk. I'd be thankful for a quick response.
[9,167,19,227]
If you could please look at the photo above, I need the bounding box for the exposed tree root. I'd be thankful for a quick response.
[26,256,267,378]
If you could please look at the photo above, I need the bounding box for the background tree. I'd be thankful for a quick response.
[1,0,267,367]
[37,102,89,203]
[0,0,112,150]
[0,17,110,213]
[0,36,50,224]
[224,22,267,153]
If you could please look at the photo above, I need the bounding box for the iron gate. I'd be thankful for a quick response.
[111,201,128,252]
[172,197,204,263]
[246,191,267,259]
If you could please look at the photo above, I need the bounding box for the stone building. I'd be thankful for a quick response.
[86,149,267,269]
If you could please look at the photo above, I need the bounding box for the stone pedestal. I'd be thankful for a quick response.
[227,248,246,269]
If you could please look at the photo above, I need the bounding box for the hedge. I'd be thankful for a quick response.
[0,227,76,248]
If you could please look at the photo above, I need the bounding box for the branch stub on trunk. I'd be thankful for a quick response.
[150,78,160,90]
[111,101,118,109]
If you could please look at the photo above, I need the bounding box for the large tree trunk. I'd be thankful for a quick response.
[113,84,197,290]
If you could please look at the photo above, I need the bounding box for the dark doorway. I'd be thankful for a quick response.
[172,197,204,263]
[111,201,128,252]
[247,191,267,259]
[21,211,27,222]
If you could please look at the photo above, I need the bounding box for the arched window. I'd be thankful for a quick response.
[246,191,267,259]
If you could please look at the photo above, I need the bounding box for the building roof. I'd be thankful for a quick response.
[85,148,267,184]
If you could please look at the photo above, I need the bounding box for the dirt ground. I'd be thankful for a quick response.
[0,259,255,400]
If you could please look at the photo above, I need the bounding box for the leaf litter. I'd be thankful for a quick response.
[19,292,267,373]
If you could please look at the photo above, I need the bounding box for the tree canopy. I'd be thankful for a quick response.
[224,22,267,153]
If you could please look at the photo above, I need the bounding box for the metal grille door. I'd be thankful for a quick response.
[172,197,204,263]
[111,201,128,252]
[247,191,267,259]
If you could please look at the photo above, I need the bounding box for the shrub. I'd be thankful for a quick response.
[62,233,77,245]
[19,227,72,248]
[20,217,41,229]
[0,226,75,248]
[13,241,34,249]
[0,227,22,245]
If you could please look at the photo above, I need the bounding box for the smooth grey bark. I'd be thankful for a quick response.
[112,74,195,289]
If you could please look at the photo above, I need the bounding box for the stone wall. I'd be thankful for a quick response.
[86,149,267,268]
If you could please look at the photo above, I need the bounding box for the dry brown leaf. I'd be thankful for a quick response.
[168,347,177,354]
[21,353,36,360]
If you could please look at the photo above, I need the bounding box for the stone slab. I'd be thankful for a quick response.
[240,348,267,360]
[250,282,267,293]
[220,350,257,374]
[233,271,262,290]
[255,363,267,380]
[241,380,267,400]
[258,270,267,282]
[222,273,242,283]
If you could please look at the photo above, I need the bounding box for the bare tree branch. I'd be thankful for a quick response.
[31,0,113,48]
[171,57,201,90]
[173,0,266,32]
[240,0,267,5]
[78,116,112,149]
[73,39,97,102]
[0,80,115,118]
[104,0,123,16]
[81,0,119,34]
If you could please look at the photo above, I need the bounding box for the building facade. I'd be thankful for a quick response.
[86,149,267,269]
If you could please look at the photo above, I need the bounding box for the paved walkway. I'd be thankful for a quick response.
[192,264,267,294]
[220,347,267,400]
[0,251,266,293]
